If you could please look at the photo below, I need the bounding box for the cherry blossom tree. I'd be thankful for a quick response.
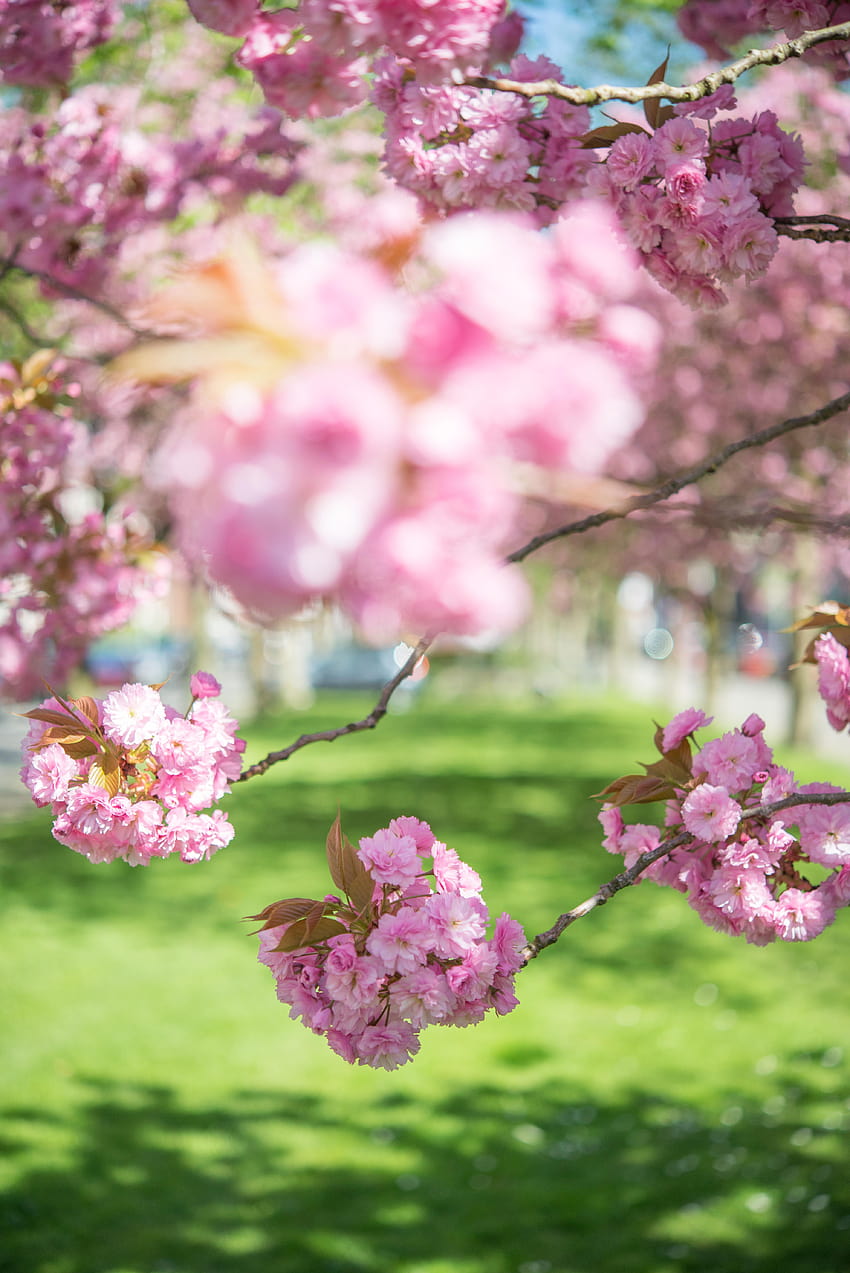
[6,0,850,1068]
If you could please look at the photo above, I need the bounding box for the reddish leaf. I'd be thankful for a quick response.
[271,914,347,952]
[579,122,649,149]
[593,773,679,807]
[326,814,375,913]
[69,696,100,727]
[326,812,346,892]
[246,897,322,932]
[644,50,670,130]
[32,727,99,758]
[20,708,79,728]
[88,754,121,796]
[785,601,850,632]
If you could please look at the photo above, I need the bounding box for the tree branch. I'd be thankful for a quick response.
[507,386,850,563]
[237,636,433,781]
[464,22,850,107]
[0,258,156,340]
[521,790,850,964]
[775,213,850,241]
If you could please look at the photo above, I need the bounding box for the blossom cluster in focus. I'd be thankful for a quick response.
[254,814,526,1069]
[598,708,850,944]
[20,673,244,865]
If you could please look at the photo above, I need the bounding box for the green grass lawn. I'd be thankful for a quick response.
[2,692,850,1273]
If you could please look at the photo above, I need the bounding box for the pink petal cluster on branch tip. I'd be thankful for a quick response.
[115,210,654,641]
[254,814,525,1069]
[20,676,245,866]
[598,704,850,945]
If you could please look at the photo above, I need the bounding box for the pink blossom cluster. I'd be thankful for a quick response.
[134,205,654,640]
[813,631,850,730]
[0,81,298,298]
[677,0,850,78]
[599,708,850,944]
[20,673,244,866]
[590,95,805,307]
[255,815,525,1069]
[373,51,804,303]
[0,360,158,701]
[185,0,511,120]
[375,52,593,223]
[0,0,116,87]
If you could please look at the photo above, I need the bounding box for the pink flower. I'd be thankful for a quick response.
[693,730,763,790]
[795,803,850,867]
[424,891,488,958]
[101,682,166,748]
[356,1022,421,1071]
[662,707,713,751]
[388,816,435,851]
[190,670,221,699]
[773,887,835,942]
[432,842,482,895]
[366,906,434,974]
[358,827,422,888]
[681,784,743,842]
[490,912,526,973]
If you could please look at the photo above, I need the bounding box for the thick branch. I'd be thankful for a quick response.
[775,219,850,242]
[508,387,850,563]
[465,22,850,106]
[237,636,433,781]
[521,790,850,964]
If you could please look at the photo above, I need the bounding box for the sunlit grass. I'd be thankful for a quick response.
[2,692,850,1273]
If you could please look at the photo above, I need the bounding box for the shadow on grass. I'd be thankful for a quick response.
[2,1062,849,1273]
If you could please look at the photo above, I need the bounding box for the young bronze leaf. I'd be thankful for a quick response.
[246,897,322,931]
[345,850,376,916]
[643,750,692,788]
[593,773,678,807]
[32,727,99,758]
[580,122,649,149]
[643,49,670,130]
[326,812,347,893]
[271,917,311,952]
[70,696,101,727]
[303,916,348,944]
[20,708,80,728]
[88,754,121,797]
[785,602,850,632]
[271,914,347,952]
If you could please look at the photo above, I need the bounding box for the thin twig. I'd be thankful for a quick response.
[464,22,850,107]
[0,295,57,349]
[0,257,156,340]
[237,636,434,781]
[507,387,850,563]
[521,790,850,964]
